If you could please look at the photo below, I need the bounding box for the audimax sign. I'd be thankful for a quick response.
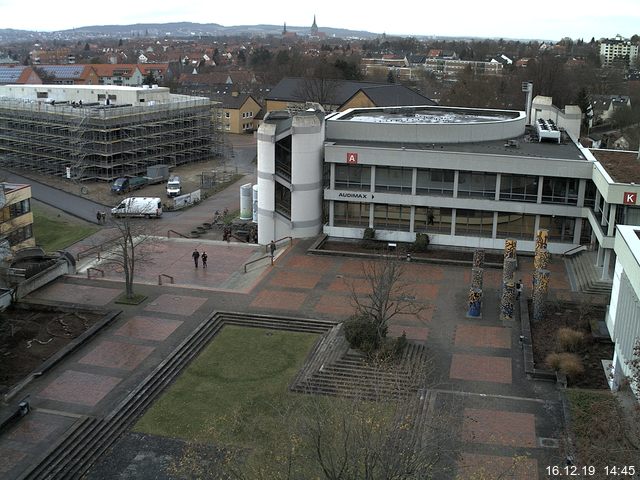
[337,192,370,199]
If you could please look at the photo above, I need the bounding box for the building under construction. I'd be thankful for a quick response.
[0,84,222,181]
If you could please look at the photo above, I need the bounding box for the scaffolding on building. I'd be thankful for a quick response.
[0,94,222,182]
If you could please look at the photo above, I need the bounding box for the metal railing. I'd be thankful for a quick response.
[167,229,188,238]
[158,274,174,285]
[87,267,104,279]
[562,245,587,257]
[243,255,273,273]
[264,236,293,254]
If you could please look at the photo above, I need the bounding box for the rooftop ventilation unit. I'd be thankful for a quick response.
[535,118,561,143]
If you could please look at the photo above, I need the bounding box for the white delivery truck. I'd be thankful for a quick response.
[166,176,182,197]
[111,197,163,218]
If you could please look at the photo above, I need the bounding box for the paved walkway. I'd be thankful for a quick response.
[1,195,574,479]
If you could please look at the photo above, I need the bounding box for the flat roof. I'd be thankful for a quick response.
[3,84,169,92]
[589,149,640,184]
[327,130,588,162]
[341,108,518,124]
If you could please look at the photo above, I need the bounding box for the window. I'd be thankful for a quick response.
[225,112,230,118]
[500,174,538,202]
[334,201,369,227]
[36,92,48,99]
[6,225,33,246]
[334,165,371,191]
[375,167,413,193]
[416,168,454,196]
[541,177,578,205]
[455,209,493,237]
[373,204,411,231]
[0,199,31,222]
[275,183,291,219]
[415,206,452,234]
[496,212,536,239]
[457,171,496,199]
[539,215,575,242]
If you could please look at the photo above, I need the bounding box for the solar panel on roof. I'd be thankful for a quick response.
[40,65,84,78]
[0,68,24,83]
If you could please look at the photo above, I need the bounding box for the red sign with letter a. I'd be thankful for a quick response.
[623,192,637,205]
[346,152,358,164]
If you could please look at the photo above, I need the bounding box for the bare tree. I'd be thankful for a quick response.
[101,215,157,299]
[349,254,425,343]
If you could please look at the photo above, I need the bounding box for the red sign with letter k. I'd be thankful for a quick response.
[623,192,637,205]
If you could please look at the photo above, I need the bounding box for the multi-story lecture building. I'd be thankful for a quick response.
[257,104,640,281]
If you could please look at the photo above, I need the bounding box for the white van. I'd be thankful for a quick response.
[111,197,163,218]
[166,176,181,197]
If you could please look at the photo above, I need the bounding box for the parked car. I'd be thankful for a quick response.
[111,197,163,218]
[166,176,182,197]
[111,176,148,194]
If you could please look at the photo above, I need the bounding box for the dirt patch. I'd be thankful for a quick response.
[530,301,613,389]
[0,305,104,394]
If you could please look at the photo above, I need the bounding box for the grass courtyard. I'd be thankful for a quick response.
[32,203,98,251]
[134,325,320,470]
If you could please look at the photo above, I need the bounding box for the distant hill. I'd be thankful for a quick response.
[0,22,380,43]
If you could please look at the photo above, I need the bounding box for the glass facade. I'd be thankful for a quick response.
[539,215,575,242]
[373,204,411,231]
[455,209,494,237]
[541,177,578,205]
[375,166,413,193]
[416,168,454,196]
[415,206,452,233]
[500,174,538,202]
[457,172,496,199]
[334,201,369,227]
[334,165,371,191]
[496,212,537,239]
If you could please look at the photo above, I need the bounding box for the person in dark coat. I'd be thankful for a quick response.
[269,240,276,257]
[201,252,208,268]
[192,249,200,268]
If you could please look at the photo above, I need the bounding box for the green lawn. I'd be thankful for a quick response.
[32,205,99,252]
[135,326,318,448]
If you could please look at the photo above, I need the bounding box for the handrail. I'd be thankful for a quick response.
[167,229,188,238]
[264,236,293,253]
[87,267,104,279]
[562,245,587,257]
[243,255,273,273]
[158,274,174,285]
[76,236,121,261]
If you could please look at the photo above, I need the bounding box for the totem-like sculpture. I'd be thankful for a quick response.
[535,229,549,253]
[532,269,550,321]
[473,249,485,268]
[500,279,516,321]
[471,267,484,290]
[468,287,482,317]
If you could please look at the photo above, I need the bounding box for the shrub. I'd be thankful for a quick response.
[556,327,586,352]
[363,228,376,240]
[546,352,584,378]
[411,233,430,253]
[344,315,380,354]
[546,352,563,371]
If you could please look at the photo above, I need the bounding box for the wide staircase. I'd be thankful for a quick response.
[289,324,431,400]
[565,251,613,296]
[17,312,337,480]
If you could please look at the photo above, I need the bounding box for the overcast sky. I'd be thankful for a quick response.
[1,0,638,41]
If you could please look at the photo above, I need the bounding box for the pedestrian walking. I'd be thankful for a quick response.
[201,252,208,269]
[516,279,523,299]
[192,249,200,268]
[101,211,107,224]
[96,211,102,224]
[269,240,276,257]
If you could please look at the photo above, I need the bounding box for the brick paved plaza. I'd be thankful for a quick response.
[0,210,573,478]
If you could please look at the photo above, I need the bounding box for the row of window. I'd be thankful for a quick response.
[0,199,31,222]
[333,165,580,205]
[332,202,576,242]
